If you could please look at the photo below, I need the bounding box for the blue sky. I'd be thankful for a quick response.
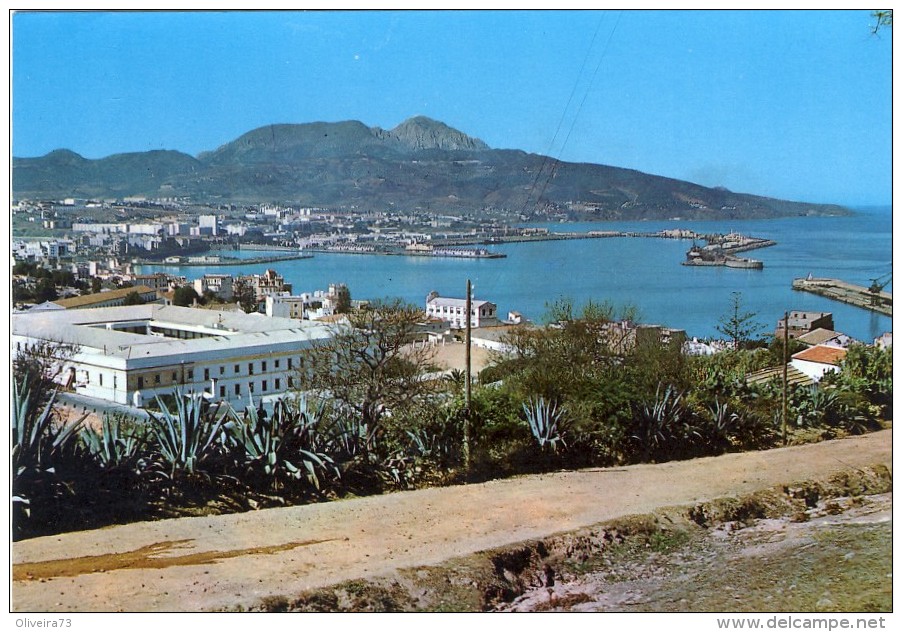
[11,9,893,206]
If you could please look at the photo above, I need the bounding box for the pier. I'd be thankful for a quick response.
[135,252,314,267]
[792,276,892,316]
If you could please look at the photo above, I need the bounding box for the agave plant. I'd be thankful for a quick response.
[148,390,228,479]
[629,384,698,462]
[522,396,567,452]
[323,411,370,461]
[12,375,85,523]
[705,398,741,454]
[80,413,146,470]
[226,396,338,492]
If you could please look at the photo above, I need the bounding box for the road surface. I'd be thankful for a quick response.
[11,429,892,612]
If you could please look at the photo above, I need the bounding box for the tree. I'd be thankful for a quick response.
[232,277,258,313]
[33,278,58,303]
[172,285,201,307]
[122,291,145,306]
[293,299,437,448]
[13,339,81,411]
[715,292,766,350]
[334,287,352,314]
[872,9,892,34]
[91,276,103,294]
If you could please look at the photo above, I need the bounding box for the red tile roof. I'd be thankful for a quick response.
[792,345,847,366]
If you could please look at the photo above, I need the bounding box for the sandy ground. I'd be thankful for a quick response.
[11,429,891,612]
[422,339,495,374]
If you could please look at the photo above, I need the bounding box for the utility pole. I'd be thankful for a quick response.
[782,311,789,446]
[463,279,472,471]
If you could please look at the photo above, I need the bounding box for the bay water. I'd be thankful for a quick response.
[139,206,892,342]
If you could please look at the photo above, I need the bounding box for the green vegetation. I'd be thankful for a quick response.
[10,298,892,541]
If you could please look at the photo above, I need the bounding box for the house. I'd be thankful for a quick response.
[425,291,498,329]
[774,311,834,340]
[194,274,234,301]
[790,345,847,382]
[238,269,292,302]
[132,273,173,293]
[796,328,854,349]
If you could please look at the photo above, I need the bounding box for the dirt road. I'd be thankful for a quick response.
[11,429,892,612]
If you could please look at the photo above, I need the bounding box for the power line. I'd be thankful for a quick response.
[524,10,623,215]
[519,13,607,217]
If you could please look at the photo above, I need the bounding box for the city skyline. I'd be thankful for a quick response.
[11,9,893,206]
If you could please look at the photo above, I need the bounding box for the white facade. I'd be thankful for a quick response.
[194,274,234,300]
[12,305,333,408]
[425,291,497,329]
[790,345,847,382]
[198,214,219,236]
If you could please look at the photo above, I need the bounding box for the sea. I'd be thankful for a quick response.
[138,206,893,343]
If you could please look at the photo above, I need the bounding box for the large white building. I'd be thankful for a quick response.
[12,304,333,409]
[425,291,498,329]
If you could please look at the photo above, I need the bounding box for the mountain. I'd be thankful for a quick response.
[12,117,850,220]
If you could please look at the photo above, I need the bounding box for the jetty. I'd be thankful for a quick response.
[135,252,313,267]
[792,276,892,316]
[681,232,775,269]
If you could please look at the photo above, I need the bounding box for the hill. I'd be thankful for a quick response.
[12,116,851,220]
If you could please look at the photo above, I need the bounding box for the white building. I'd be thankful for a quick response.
[11,305,333,408]
[264,284,350,321]
[194,274,234,301]
[425,291,498,329]
[790,345,847,382]
[265,293,307,319]
[198,214,219,236]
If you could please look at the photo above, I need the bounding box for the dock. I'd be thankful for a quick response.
[792,277,892,316]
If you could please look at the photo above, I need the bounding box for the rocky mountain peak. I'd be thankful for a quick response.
[386,116,490,151]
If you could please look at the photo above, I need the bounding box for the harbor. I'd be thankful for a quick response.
[792,276,892,316]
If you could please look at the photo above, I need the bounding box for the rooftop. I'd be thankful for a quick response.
[12,304,332,361]
[792,345,848,366]
[52,285,157,309]
[427,296,494,308]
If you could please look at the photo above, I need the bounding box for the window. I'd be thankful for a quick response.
[287,376,294,388]
[204,368,210,381]
[262,361,267,372]
[138,377,144,389]
[234,383,240,396]
[248,363,254,375]
[288,358,293,370]
[262,380,268,391]
[172,372,177,381]
[275,359,280,369]
[275,378,281,390]
[187,369,194,380]
[155,374,160,384]
[249,382,255,393]
[99,374,103,386]
[220,366,225,375]
[219,385,225,397]
[234,364,240,374]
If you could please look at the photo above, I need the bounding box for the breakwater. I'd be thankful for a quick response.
[135,253,313,267]
[793,277,892,316]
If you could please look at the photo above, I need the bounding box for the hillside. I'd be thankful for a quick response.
[12,116,851,220]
